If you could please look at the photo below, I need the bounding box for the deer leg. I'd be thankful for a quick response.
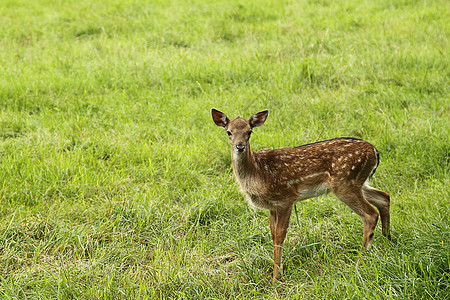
[332,187,379,252]
[363,184,391,239]
[270,210,276,241]
[270,206,292,282]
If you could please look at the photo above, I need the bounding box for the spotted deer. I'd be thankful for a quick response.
[211,108,391,282]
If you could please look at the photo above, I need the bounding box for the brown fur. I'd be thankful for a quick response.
[212,109,391,282]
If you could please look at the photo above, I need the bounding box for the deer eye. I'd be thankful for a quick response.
[227,131,232,136]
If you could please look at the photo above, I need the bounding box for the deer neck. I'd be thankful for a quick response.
[231,146,258,180]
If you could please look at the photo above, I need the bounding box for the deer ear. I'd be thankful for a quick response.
[249,110,269,128]
[211,108,229,128]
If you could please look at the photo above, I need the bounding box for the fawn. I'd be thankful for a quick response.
[211,108,391,282]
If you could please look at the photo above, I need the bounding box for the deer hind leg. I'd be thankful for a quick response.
[331,186,379,250]
[362,184,391,239]
[270,206,292,282]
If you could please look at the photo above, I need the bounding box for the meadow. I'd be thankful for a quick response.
[0,0,449,298]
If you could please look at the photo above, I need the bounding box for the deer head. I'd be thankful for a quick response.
[211,108,269,154]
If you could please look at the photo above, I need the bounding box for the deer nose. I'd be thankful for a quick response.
[235,144,246,152]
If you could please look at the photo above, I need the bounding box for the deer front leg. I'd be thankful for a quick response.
[270,206,292,282]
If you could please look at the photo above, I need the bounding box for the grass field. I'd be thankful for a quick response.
[1,0,449,298]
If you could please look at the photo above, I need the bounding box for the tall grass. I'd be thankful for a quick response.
[1,0,448,298]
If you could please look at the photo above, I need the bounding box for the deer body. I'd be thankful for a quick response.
[235,138,380,210]
[211,109,391,282]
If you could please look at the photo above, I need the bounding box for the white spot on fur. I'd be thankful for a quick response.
[300,172,327,181]
[286,179,297,187]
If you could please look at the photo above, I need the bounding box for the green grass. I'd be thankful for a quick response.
[1,0,449,298]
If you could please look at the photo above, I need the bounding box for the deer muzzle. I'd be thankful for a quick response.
[235,143,246,152]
